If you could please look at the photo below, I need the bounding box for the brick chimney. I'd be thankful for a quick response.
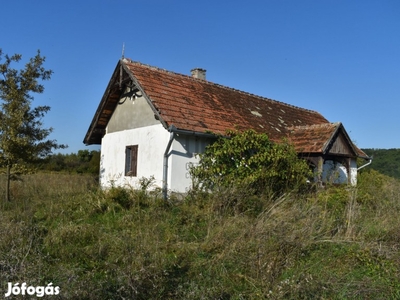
[190,68,206,80]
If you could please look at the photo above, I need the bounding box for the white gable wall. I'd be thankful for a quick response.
[100,124,170,189]
[100,90,171,189]
[100,125,210,193]
[99,89,210,193]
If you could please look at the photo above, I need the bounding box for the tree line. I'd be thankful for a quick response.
[38,149,100,174]
[362,148,400,179]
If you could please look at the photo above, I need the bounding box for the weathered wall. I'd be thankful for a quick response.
[169,135,210,193]
[101,89,168,189]
[100,125,211,193]
[349,159,357,185]
[100,88,212,193]
[107,89,159,133]
[100,124,170,189]
[321,159,357,185]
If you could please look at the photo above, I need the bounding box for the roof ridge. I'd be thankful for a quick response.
[123,58,178,75]
[123,58,324,116]
[287,122,340,130]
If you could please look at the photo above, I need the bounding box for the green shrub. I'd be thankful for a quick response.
[190,129,311,196]
[107,186,132,209]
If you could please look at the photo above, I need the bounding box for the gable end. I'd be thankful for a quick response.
[320,123,363,159]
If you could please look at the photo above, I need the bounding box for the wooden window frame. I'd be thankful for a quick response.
[125,145,138,177]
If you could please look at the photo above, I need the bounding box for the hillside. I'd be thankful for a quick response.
[0,172,399,299]
[362,148,400,179]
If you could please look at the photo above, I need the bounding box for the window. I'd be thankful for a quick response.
[125,145,138,176]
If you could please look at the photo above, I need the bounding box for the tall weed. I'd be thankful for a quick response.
[0,172,399,298]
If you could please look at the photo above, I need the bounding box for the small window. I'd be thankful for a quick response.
[125,145,138,176]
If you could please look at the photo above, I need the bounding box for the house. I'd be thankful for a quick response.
[84,58,370,197]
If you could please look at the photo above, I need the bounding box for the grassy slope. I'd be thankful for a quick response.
[0,171,399,299]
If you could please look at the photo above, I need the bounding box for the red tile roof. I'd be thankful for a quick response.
[124,59,328,141]
[287,123,341,153]
[84,58,368,158]
[287,123,368,158]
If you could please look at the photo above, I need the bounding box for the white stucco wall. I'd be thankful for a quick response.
[321,159,357,185]
[321,160,347,184]
[100,124,170,189]
[99,88,214,193]
[349,159,357,186]
[169,135,210,193]
[100,123,211,193]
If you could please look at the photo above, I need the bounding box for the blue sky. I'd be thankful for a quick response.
[2,0,399,153]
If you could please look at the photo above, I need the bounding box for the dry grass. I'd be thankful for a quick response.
[0,170,399,299]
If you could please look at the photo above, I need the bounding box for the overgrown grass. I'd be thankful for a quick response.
[0,170,399,299]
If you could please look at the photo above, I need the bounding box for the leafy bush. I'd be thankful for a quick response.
[107,186,133,209]
[190,129,312,195]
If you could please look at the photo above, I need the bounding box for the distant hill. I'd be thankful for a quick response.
[362,148,400,179]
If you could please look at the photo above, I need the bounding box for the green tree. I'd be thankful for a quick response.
[0,49,66,201]
[190,129,312,195]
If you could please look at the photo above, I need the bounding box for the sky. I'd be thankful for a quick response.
[2,0,400,153]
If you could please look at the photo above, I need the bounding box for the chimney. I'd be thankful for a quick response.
[191,68,206,80]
